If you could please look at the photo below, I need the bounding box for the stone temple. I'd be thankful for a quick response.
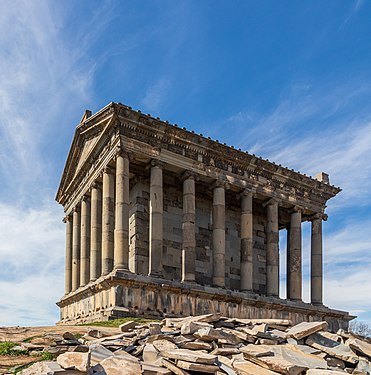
[56,102,353,330]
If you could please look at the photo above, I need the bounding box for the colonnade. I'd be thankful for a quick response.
[63,156,325,305]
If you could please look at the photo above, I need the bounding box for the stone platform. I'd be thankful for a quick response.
[57,270,354,332]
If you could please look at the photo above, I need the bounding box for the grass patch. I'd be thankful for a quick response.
[0,342,28,356]
[80,317,159,328]
[40,351,54,361]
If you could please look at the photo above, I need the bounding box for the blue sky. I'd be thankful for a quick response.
[1,0,371,326]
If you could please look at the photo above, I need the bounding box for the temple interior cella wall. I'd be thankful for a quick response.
[56,102,353,330]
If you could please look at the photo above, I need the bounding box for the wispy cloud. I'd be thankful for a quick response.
[0,0,114,325]
[0,201,64,326]
[141,78,171,113]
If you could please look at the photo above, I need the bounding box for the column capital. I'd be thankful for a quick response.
[63,214,72,223]
[81,195,90,203]
[90,181,102,191]
[263,197,280,208]
[114,147,132,160]
[212,179,230,190]
[150,159,166,169]
[103,165,115,174]
[237,188,256,200]
[290,205,304,214]
[181,170,197,182]
[308,213,328,222]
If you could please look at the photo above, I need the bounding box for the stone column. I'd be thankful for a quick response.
[90,182,102,281]
[286,225,290,299]
[64,215,73,294]
[80,196,90,286]
[72,206,81,291]
[265,199,279,297]
[240,190,253,292]
[102,167,115,275]
[212,181,226,288]
[148,160,163,277]
[182,171,196,283]
[288,207,302,301]
[114,152,130,270]
[311,214,325,305]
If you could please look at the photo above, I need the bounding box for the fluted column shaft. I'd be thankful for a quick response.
[72,207,81,291]
[288,208,302,301]
[149,162,163,277]
[311,215,323,305]
[64,215,73,294]
[114,153,130,270]
[266,200,279,297]
[240,191,253,292]
[182,172,196,282]
[80,197,90,286]
[90,183,102,281]
[102,168,115,275]
[212,183,225,288]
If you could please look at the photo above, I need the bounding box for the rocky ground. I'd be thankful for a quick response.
[1,314,371,374]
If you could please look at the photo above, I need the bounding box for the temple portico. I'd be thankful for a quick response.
[56,102,353,329]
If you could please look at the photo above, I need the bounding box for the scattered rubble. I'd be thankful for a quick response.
[2,314,371,374]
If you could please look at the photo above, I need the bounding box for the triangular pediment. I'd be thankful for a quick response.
[56,104,116,203]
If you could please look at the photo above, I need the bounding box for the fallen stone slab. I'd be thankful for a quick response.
[99,356,142,375]
[346,337,371,359]
[241,344,327,375]
[142,343,161,365]
[141,362,172,374]
[160,348,217,364]
[177,359,220,373]
[211,347,240,356]
[354,357,371,374]
[306,370,348,374]
[57,351,91,373]
[18,361,83,374]
[119,321,137,332]
[286,321,328,340]
[152,339,178,352]
[233,359,281,374]
[89,343,116,365]
[180,321,212,335]
[306,333,359,364]
[181,340,213,350]
[161,358,191,375]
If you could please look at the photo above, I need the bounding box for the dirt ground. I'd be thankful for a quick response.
[0,325,118,374]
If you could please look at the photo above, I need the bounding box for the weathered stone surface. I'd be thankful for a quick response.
[99,356,142,375]
[177,359,220,373]
[57,351,90,372]
[287,321,329,340]
[306,333,359,364]
[306,370,348,374]
[142,343,161,365]
[119,321,137,332]
[180,321,212,335]
[141,362,172,374]
[346,337,371,359]
[181,340,213,350]
[89,343,116,365]
[161,358,191,375]
[152,339,178,352]
[354,357,371,374]
[160,348,217,364]
[18,361,82,374]
[233,359,281,374]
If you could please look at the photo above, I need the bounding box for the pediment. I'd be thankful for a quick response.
[56,104,116,203]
